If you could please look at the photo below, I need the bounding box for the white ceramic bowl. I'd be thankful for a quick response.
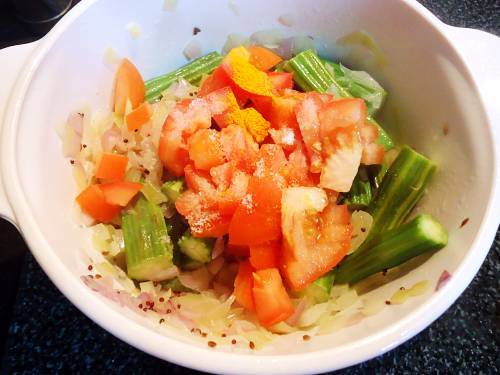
[1,0,499,373]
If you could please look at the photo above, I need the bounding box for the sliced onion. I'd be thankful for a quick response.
[67,112,84,135]
[435,270,451,291]
[101,124,121,152]
[207,256,224,275]
[183,40,202,61]
[178,267,212,291]
[249,29,284,49]
[212,237,225,259]
[285,297,308,326]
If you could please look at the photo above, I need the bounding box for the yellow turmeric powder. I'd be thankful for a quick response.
[225,47,274,97]
[225,107,270,143]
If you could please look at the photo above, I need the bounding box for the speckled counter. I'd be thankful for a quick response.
[1,1,499,373]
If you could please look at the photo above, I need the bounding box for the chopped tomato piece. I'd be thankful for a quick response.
[317,98,365,192]
[76,185,121,222]
[114,59,145,115]
[283,142,315,187]
[125,102,151,132]
[267,72,293,93]
[281,187,352,290]
[249,242,280,270]
[188,129,226,170]
[99,181,143,207]
[252,268,294,327]
[205,86,240,128]
[210,161,235,191]
[360,123,384,165]
[295,93,324,173]
[198,66,234,97]
[183,164,217,196]
[234,260,255,310]
[267,91,304,130]
[95,153,128,182]
[255,144,287,178]
[216,170,249,216]
[176,191,231,237]
[228,176,282,246]
[158,99,211,176]
[219,125,259,173]
[247,45,283,71]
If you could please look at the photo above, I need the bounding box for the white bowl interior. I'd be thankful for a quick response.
[11,0,494,362]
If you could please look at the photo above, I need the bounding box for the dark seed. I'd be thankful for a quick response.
[82,144,87,148]
[221,333,226,338]
[249,341,255,350]
[208,341,217,348]
[460,218,469,228]
[159,297,165,302]
[193,27,201,35]
[177,304,181,309]
[385,300,391,305]
[231,339,237,345]
[123,139,129,143]
[159,318,165,324]
[360,227,366,232]
[201,332,207,338]
[95,274,102,279]
[70,160,75,165]
[400,286,405,291]
[302,335,311,341]
[88,265,93,271]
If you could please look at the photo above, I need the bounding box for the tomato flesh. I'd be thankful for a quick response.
[228,176,282,246]
[252,268,294,327]
[234,260,255,310]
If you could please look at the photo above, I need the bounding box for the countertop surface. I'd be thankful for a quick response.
[1,0,499,373]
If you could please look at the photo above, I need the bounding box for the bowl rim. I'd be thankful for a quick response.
[2,0,499,373]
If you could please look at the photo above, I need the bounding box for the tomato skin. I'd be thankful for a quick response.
[228,176,282,246]
[198,66,233,97]
[95,153,128,182]
[76,185,121,222]
[252,268,294,327]
[99,181,143,206]
[234,260,255,310]
[247,46,283,71]
[188,129,226,170]
[267,72,293,93]
[114,59,145,115]
[249,242,280,270]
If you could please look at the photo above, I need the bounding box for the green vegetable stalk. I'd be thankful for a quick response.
[145,52,223,102]
[122,197,176,281]
[335,214,448,284]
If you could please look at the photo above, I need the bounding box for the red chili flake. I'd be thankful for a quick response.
[70,160,75,165]
[249,341,255,350]
[159,318,165,324]
[385,300,391,305]
[95,274,102,279]
[159,297,165,302]
[221,333,227,338]
[87,265,93,271]
[208,341,217,348]
[460,218,470,228]
[302,335,311,341]
[231,339,237,345]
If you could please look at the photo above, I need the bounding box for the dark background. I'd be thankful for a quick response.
[0,0,499,373]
